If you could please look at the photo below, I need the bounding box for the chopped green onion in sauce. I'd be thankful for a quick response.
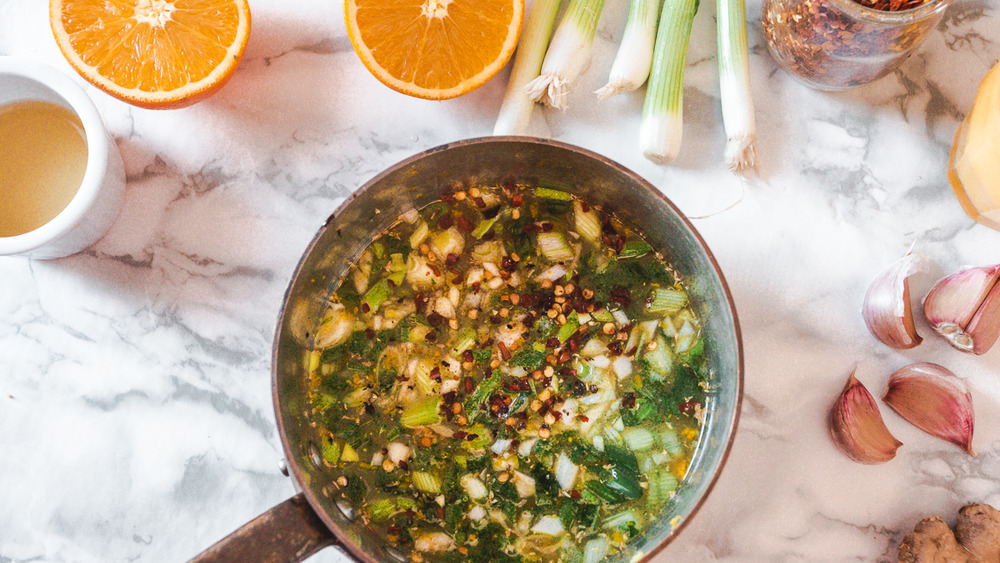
[306,184,708,562]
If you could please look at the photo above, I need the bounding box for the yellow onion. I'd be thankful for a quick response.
[948,61,1000,231]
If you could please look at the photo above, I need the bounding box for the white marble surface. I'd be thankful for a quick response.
[2,0,1000,561]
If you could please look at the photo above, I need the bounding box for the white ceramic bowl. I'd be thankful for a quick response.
[0,57,125,259]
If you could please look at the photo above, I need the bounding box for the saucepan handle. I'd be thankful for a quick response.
[189,492,342,563]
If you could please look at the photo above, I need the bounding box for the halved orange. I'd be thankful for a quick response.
[345,0,524,100]
[50,0,251,109]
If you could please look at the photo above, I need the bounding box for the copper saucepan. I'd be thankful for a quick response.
[191,137,744,563]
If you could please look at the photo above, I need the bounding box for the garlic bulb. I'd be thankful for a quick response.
[883,362,975,455]
[948,61,1000,231]
[923,264,1000,355]
[829,369,902,464]
[862,252,925,349]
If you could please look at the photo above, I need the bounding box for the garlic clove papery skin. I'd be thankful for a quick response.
[862,253,925,349]
[883,362,975,456]
[923,264,1000,355]
[829,369,902,464]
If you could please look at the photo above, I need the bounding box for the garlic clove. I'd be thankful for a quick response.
[829,369,902,464]
[863,252,926,349]
[922,264,1000,355]
[883,362,975,455]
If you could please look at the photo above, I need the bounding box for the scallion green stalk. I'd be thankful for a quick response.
[646,287,688,313]
[409,220,429,249]
[471,216,498,239]
[321,438,341,465]
[363,278,390,311]
[367,497,417,521]
[537,231,575,263]
[622,427,655,451]
[717,0,757,171]
[450,328,477,356]
[525,0,608,109]
[401,396,442,428]
[639,0,700,164]
[661,427,683,456]
[595,0,662,100]
[494,0,563,135]
[573,200,602,243]
[535,186,574,200]
[412,471,442,494]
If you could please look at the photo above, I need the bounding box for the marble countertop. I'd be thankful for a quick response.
[2,0,1000,561]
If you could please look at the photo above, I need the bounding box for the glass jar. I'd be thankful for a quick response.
[761,0,953,90]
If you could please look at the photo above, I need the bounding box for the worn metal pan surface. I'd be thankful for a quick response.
[191,137,744,563]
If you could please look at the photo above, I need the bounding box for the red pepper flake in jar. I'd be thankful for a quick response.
[761,0,945,90]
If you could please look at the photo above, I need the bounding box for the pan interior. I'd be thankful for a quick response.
[272,137,743,562]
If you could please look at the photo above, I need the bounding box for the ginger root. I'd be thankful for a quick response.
[898,517,969,563]
[898,503,1000,563]
[955,503,1000,561]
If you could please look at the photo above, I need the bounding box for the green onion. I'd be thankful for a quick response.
[363,278,390,311]
[535,186,574,200]
[321,438,341,465]
[352,250,372,294]
[409,220,429,249]
[401,396,442,428]
[644,334,673,373]
[573,200,602,243]
[582,536,610,563]
[622,427,655,451]
[450,328,477,356]
[717,0,757,171]
[585,480,624,504]
[461,425,492,450]
[494,0,563,134]
[341,443,359,462]
[619,240,651,258]
[661,427,684,456]
[525,0,608,109]
[557,313,581,342]
[430,227,464,260]
[646,287,688,314]
[537,231,575,263]
[640,0,700,164]
[412,358,438,396]
[464,370,503,421]
[646,466,678,505]
[602,508,640,528]
[366,496,417,521]
[387,253,406,286]
[595,0,662,99]
[412,471,442,494]
[606,467,643,499]
[461,474,488,499]
[471,216,498,239]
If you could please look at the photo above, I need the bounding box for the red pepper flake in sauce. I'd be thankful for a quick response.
[679,399,701,415]
[438,214,454,229]
[456,216,475,231]
[498,341,511,361]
